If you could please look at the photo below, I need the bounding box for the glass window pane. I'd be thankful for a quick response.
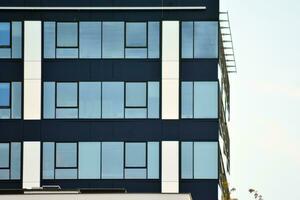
[12,22,22,58]
[102,22,124,58]
[79,82,101,119]
[43,82,55,119]
[55,169,77,179]
[182,22,194,58]
[56,143,77,168]
[148,22,160,58]
[11,82,21,119]
[0,83,10,106]
[126,83,146,107]
[125,48,147,58]
[125,169,147,179]
[125,108,147,119]
[147,82,159,118]
[0,48,11,58]
[10,143,21,180]
[0,169,9,180]
[194,82,218,118]
[181,142,193,179]
[0,143,9,168]
[44,22,56,58]
[126,23,146,47]
[0,109,10,119]
[79,142,101,179]
[57,83,78,107]
[181,82,193,118]
[147,142,159,179]
[194,22,218,58]
[56,108,78,119]
[125,143,146,167]
[0,23,10,46]
[43,142,55,179]
[79,22,102,58]
[57,22,78,47]
[102,82,124,118]
[56,48,78,58]
[102,142,124,179]
[194,142,218,179]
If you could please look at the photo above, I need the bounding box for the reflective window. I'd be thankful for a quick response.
[0,23,10,46]
[182,21,218,59]
[43,142,159,180]
[44,81,159,119]
[126,23,147,47]
[79,22,102,58]
[0,22,22,59]
[0,82,22,119]
[57,22,78,47]
[181,142,218,179]
[102,22,125,58]
[0,143,21,180]
[181,81,218,119]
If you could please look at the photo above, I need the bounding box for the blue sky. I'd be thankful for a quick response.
[221,0,300,199]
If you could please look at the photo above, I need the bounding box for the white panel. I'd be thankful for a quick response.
[24,21,42,120]
[162,21,179,120]
[23,142,41,189]
[24,80,41,120]
[162,141,179,193]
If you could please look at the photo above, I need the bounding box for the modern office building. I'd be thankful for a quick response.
[0,1,236,200]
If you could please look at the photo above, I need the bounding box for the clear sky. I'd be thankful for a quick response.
[221,0,300,199]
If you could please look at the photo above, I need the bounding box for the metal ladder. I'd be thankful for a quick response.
[220,11,237,73]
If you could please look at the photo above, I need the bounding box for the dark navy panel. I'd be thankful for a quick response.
[181,60,218,81]
[43,60,161,81]
[0,181,22,189]
[180,180,218,200]
[42,180,160,192]
[0,61,23,81]
[0,121,23,141]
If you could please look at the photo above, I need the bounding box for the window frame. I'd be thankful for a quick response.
[0,142,21,180]
[0,22,12,48]
[125,22,148,48]
[0,82,11,108]
[56,22,79,48]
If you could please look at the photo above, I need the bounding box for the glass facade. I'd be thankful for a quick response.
[43,142,160,180]
[0,143,21,180]
[0,82,22,119]
[0,22,22,59]
[44,81,160,119]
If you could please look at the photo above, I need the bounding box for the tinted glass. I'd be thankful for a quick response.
[0,23,10,46]
[57,83,78,107]
[55,169,77,179]
[56,48,78,58]
[43,142,55,179]
[79,142,101,179]
[0,143,9,168]
[102,142,124,179]
[126,23,147,47]
[125,168,147,179]
[194,82,218,118]
[79,82,101,119]
[102,22,124,58]
[44,22,56,58]
[0,48,11,58]
[0,109,10,119]
[56,108,78,119]
[125,108,147,118]
[12,22,22,58]
[125,143,146,167]
[148,22,160,58]
[147,142,159,179]
[194,22,218,58]
[43,82,55,119]
[181,142,193,178]
[125,48,147,58]
[181,22,194,58]
[147,82,159,118]
[181,82,193,118]
[56,143,77,168]
[0,83,10,107]
[57,22,78,47]
[11,82,21,119]
[194,142,218,179]
[10,143,21,180]
[126,83,146,107]
[0,169,9,180]
[102,82,124,118]
[79,22,102,58]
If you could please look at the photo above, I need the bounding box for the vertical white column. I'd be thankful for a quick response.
[161,21,180,120]
[24,21,42,120]
[23,142,41,189]
[161,141,179,193]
